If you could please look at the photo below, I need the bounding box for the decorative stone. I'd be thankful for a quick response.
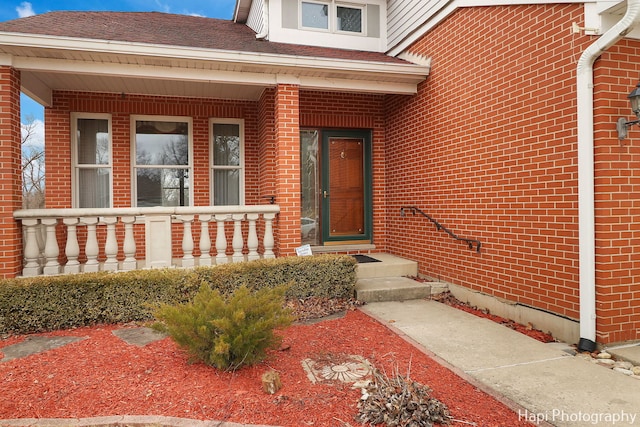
[596,351,612,359]
[632,366,640,376]
[302,354,373,387]
[613,367,633,376]
[614,361,634,370]
[596,359,615,367]
[261,370,282,394]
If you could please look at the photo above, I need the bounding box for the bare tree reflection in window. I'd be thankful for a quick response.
[135,120,190,207]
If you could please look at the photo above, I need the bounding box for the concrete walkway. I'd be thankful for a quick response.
[361,299,640,427]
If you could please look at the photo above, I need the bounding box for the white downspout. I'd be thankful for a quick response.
[576,0,640,351]
[256,0,269,40]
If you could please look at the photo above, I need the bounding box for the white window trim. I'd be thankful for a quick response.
[300,0,332,32]
[71,112,113,208]
[210,118,246,206]
[336,3,366,35]
[130,115,194,207]
[299,0,366,36]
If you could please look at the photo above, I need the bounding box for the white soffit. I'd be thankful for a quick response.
[0,32,428,104]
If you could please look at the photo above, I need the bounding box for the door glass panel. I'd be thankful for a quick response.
[328,137,364,237]
[301,130,319,245]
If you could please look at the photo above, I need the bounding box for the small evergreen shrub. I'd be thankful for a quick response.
[154,283,294,371]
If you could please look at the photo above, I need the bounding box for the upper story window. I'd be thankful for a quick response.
[211,119,244,206]
[337,5,362,33]
[132,116,192,207]
[301,2,329,30]
[72,113,112,208]
[301,1,364,34]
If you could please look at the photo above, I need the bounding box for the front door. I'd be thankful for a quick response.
[322,130,372,243]
[300,129,372,246]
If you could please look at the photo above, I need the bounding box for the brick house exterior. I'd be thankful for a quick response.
[1,0,640,346]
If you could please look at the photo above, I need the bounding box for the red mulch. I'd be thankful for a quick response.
[0,309,534,427]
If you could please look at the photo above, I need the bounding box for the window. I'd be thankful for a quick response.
[132,116,192,207]
[302,1,329,29]
[337,5,362,33]
[72,113,112,208]
[300,1,364,34]
[211,119,244,206]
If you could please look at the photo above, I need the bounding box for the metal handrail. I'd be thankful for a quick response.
[400,206,481,252]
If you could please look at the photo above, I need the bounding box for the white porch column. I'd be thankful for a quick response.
[41,217,61,275]
[198,214,212,266]
[63,217,81,274]
[121,216,137,271]
[22,219,42,277]
[81,217,100,273]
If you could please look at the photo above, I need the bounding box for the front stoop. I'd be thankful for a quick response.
[353,254,439,303]
[355,253,418,279]
[356,276,431,303]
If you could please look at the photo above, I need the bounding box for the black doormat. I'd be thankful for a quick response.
[352,254,381,263]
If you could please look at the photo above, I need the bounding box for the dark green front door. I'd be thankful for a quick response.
[321,130,372,244]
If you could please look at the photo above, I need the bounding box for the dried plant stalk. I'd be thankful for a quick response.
[356,368,451,427]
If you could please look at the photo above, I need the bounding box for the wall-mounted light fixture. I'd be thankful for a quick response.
[617,82,640,140]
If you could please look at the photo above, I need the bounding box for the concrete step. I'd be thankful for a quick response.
[355,253,418,278]
[355,276,432,303]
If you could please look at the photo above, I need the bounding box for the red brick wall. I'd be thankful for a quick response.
[46,91,260,208]
[0,66,23,278]
[299,90,387,248]
[273,84,301,255]
[385,5,591,330]
[592,39,640,343]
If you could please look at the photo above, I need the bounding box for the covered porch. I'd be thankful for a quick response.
[0,12,429,279]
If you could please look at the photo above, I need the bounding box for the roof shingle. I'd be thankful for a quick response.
[0,11,407,64]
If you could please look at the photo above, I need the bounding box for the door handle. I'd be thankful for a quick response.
[323,190,329,198]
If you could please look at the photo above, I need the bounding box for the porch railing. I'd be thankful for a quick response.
[13,205,280,277]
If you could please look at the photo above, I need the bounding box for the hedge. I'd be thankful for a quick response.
[0,254,357,336]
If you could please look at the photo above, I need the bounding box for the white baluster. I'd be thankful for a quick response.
[121,216,137,271]
[180,215,195,268]
[41,218,61,275]
[81,217,100,273]
[231,213,245,263]
[35,222,45,267]
[198,214,212,266]
[63,218,81,274]
[246,213,260,261]
[214,213,229,264]
[103,216,119,271]
[22,219,42,277]
[262,213,276,259]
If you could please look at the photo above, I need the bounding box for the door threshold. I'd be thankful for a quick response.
[310,243,376,254]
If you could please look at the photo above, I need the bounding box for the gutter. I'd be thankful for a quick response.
[576,0,640,352]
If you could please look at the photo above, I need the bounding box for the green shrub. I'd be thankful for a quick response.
[0,254,356,336]
[154,283,293,371]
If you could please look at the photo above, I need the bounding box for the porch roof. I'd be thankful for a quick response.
[0,11,430,106]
